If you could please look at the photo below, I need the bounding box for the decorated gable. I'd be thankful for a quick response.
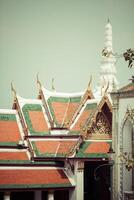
[83,96,112,139]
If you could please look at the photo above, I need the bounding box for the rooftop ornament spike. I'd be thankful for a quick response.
[112,78,117,92]
[87,75,92,91]
[104,81,109,95]
[52,77,56,92]
[37,73,42,91]
[101,77,106,96]
[11,81,17,101]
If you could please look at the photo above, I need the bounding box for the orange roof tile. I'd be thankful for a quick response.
[72,110,90,131]
[29,111,49,132]
[0,169,72,187]
[51,102,68,125]
[0,121,21,143]
[65,102,79,122]
[84,142,110,153]
[0,151,29,161]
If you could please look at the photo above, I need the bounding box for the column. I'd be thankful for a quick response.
[4,192,10,200]
[69,161,84,200]
[47,190,54,200]
[132,125,134,191]
[34,190,42,200]
[111,94,119,200]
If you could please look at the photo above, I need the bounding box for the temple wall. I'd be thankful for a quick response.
[112,95,134,200]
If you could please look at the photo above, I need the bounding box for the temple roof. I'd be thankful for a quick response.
[0,167,74,189]
[0,83,113,188]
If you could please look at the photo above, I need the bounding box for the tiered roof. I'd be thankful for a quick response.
[0,82,112,189]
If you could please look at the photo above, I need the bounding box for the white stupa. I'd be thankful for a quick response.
[94,19,118,97]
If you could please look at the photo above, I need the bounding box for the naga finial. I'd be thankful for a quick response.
[11,81,17,101]
[52,77,56,92]
[37,73,42,91]
[87,75,92,91]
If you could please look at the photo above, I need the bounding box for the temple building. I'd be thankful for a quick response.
[0,80,113,200]
[0,20,133,200]
[111,78,134,200]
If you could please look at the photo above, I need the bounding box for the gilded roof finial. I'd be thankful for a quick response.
[11,81,17,101]
[37,73,42,91]
[101,76,105,96]
[112,78,117,92]
[87,75,92,91]
[52,78,56,92]
[104,81,109,95]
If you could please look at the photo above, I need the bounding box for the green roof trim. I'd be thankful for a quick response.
[22,104,50,135]
[48,96,81,103]
[47,101,59,126]
[85,103,97,110]
[0,114,16,121]
[0,160,30,164]
[30,131,50,136]
[0,142,18,146]
[0,161,64,165]
[0,183,73,189]
[68,131,81,135]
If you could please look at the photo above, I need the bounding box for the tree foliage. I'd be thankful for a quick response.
[119,152,134,171]
[123,48,134,68]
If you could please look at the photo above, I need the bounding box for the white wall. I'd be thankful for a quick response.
[122,120,132,191]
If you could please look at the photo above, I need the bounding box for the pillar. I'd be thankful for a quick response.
[4,192,10,200]
[111,93,119,200]
[34,190,42,200]
[47,190,54,200]
[132,125,134,191]
[69,161,84,200]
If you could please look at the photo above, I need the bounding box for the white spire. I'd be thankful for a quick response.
[104,18,113,52]
[94,19,118,97]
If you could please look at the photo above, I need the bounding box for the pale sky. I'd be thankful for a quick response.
[0,0,134,108]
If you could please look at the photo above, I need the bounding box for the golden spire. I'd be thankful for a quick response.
[37,73,42,91]
[87,75,92,91]
[52,77,56,92]
[104,81,109,95]
[101,76,105,96]
[11,81,17,101]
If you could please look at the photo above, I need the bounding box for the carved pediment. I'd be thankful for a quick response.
[84,111,112,139]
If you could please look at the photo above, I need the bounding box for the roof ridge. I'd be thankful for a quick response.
[118,82,134,92]
[68,88,94,128]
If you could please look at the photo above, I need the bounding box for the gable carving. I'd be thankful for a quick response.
[83,111,112,139]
